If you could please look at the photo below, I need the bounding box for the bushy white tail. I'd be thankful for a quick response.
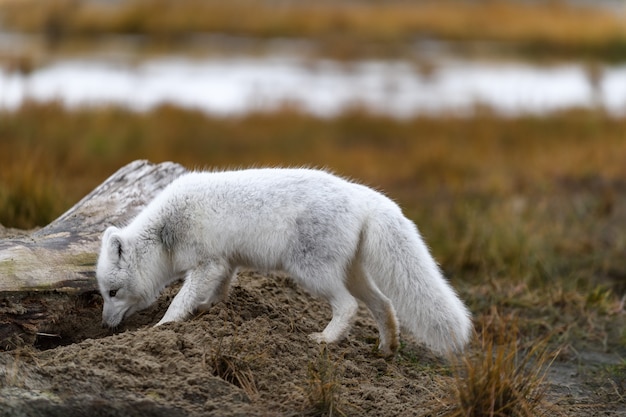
[360,209,472,354]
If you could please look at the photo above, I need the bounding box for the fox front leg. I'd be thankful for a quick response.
[156,261,232,325]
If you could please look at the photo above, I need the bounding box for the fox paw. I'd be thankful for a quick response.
[308,332,329,344]
[377,343,396,358]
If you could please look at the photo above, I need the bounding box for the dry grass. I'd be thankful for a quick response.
[605,360,626,403]
[2,104,626,220]
[205,338,259,398]
[1,0,625,60]
[0,102,625,362]
[0,1,624,402]
[305,346,346,417]
[447,313,555,417]
[0,153,67,229]
[2,104,626,273]
[0,103,625,414]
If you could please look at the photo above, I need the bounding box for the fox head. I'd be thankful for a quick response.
[96,226,155,328]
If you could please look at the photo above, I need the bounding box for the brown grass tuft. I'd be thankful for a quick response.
[206,339,258,398]
[447,312,556,417]
[305,346,345,417]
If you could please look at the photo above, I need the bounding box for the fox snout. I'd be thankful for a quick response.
[101,302,126,329]
[101,314,118,329]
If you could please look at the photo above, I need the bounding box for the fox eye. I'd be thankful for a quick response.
[109,289,118,298]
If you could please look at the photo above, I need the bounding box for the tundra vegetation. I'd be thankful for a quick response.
[1,1,625,415]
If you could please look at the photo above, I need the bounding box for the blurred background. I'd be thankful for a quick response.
[1,0,626,351]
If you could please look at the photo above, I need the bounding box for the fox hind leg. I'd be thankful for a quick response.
[347,262,399,356]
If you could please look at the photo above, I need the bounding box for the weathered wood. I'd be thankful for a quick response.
[0,160,187,349]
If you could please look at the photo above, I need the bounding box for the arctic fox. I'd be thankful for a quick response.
[96,168,471,355]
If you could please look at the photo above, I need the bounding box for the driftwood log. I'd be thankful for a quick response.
[0,160,188,349]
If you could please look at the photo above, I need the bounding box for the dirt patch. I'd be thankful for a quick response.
[1,270,625,416]
[1,272,448,416]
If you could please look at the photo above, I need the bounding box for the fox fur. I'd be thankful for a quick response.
[96,168,472,355]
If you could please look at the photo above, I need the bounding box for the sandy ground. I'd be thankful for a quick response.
[1,271,456,416]
[0,226,625,416]
[0,269,624,416]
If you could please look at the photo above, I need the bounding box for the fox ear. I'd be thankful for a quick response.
[102,226,119,244]
[103,226,124,263]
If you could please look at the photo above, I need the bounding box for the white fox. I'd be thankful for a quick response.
[96,168,471,355]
